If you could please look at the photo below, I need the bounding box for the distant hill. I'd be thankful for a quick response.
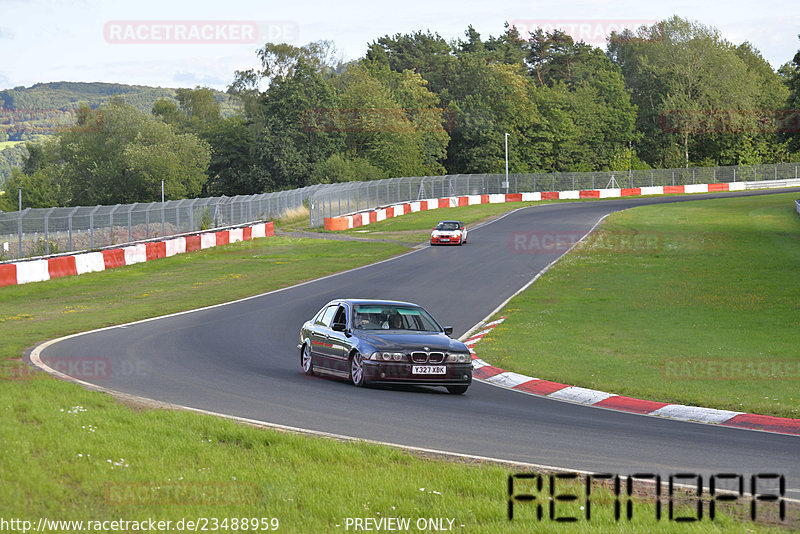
[0,81,238,142]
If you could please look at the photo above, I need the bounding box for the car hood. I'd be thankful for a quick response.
[356,331,467,352]
[431,229,461,235]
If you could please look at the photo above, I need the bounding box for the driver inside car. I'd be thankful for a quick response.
[382,313,403,329]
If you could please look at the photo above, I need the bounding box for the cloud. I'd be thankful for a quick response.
[0,27,14,39]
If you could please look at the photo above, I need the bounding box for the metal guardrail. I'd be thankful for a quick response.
[0,186,323,261]
[307,163,800,228]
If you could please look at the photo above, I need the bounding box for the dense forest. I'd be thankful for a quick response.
[1,16,799,211]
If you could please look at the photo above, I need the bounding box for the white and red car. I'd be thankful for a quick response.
[430,220,467,245]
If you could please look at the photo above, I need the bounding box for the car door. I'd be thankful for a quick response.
[310,305,338,368]
[326,304,352,373]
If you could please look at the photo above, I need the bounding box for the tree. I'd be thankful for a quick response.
[440,56,546,173]
[0,168,61,211]
[251,59,345,191]
[19,99,210,206]
[609,16,788,167]
[784,35,800,155]
[202,116,258,196]
[334,62,449,178]
[153,88,258,196]
[366,30,455,94]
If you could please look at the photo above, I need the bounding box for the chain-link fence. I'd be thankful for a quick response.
[3,162,799,261]
[0,187,321,261]
[308,163,800,227]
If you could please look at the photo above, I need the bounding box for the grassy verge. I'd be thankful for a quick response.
[0,231,777,532]
[477,192,800,418]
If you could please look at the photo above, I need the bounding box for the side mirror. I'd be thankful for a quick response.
[443,326,453,336]
[332,322,347,332]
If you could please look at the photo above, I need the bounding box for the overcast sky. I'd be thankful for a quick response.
[1,0,798,92]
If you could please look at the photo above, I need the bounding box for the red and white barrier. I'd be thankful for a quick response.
[466,318,800,435]
[323,181,758,231]
[0,222,274,288]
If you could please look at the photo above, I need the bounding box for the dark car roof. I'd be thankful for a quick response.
[437,220,462,224]
[330,298,421,307]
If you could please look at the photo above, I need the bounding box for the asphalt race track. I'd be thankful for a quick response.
[36,189,800,498]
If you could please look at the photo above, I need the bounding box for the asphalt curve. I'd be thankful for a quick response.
[36,189,800,497]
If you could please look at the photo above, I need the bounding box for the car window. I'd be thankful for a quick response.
[332,306,347,326]
[436,222,459,231]
[312,306,327,324]
[353,304,442,332]
[318,305,338,327]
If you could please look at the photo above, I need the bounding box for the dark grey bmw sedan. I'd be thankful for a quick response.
[299,299,472,394]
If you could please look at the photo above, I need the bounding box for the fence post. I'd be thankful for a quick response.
[17,209,24,258]
[68,206,78,252]
[44,207,56,255]
[89,205,101,250]
[109,204,120,247]
[128,203,137,242]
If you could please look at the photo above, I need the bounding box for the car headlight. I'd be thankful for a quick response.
[446,352,470,363]
[370,352,406,361]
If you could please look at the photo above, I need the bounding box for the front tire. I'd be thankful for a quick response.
[301,343,315,376]
[446,385,468,395]
[350,351,366,387]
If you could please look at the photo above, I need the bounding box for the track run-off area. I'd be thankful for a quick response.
[33,188,800,499]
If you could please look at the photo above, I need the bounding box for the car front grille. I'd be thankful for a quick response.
[411,351,445,364]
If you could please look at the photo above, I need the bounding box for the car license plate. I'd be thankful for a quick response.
[412,365,446,375]
[441,238,450,242]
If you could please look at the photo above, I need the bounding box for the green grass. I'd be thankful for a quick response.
[1,380,768,533]
[477,192,800,418]
[0,230,780,532]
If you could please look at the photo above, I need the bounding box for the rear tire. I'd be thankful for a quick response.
[301,344,314,375]
[446,385,468,395]
[350,351,366,387]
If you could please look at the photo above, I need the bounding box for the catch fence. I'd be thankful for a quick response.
[3,162,799,260]
[308,163,800,228]
[0,187,320,261]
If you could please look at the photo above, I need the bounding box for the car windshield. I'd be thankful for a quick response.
[435,222,459,231]
[353,304,442,332]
